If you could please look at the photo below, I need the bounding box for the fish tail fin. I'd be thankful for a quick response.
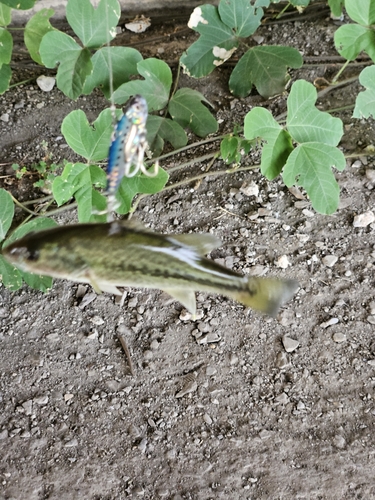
[232,277,299,317]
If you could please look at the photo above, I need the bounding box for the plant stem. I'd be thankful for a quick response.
[332,59,351,84]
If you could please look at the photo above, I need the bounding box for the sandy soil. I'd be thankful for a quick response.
[1,4,375,499]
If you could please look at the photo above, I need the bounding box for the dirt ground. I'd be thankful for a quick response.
[1,4,375,499]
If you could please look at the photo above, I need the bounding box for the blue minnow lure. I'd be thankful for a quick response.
[107,95,149,193]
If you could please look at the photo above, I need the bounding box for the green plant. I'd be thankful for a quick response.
[180,0,303,98]
[244,80,345,214]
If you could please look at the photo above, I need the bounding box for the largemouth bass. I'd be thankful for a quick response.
[2,221,299,317]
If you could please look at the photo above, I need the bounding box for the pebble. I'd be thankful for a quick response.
[353,211,375,227]
[78,292,96,309]
[275,351,290,368]
[322,255,338,267]
[64,438,78,448]
[206,366,217,376]
[0,113,9,122]
[203,413,213,425]
[22,400,33,415]
[46,333,60,341]
[240,180,259,197]
[302,208,315,218]
[333,435,346,449]
[196,332,221,345]
[64,393,74,402]
[138,437,147,453]
[34,395,49,406]
[333,332,346,343]
[276,255,290,269]
[36,75,56,91]
[365,168,375,183]
[367,316,375,325]
[282,335,299,353]
[368,301,375,315]
[320,317,339,328]
[275,392,289,404]
[176,377,198,398]
[90,316,104,325]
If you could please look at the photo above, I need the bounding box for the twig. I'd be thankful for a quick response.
[117,333,135,376]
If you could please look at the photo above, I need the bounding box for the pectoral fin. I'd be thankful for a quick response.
[87,271,122,296]
[162,288,197,319]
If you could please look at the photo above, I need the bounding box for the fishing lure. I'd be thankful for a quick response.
[107,95,148,190]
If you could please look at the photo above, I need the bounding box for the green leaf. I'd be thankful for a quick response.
[61,108,115,162]
[345,0,375,26]
[75,166,108,222]
[116,167,169,214]
[83,46,143,97]
[244,107,293,179]
[0,188,14,241]
[24,8,55,65]
[113,58,172,111]
[168,88,218,137]
[353,66,375,118]
[0,255,23,291]
[0,27,12,65]
[221,135,241,164]
[5,217,59,246]
[334,24,375,62]
[146,115,187,157]
[0,63,11,94]
[218,0,263,37]
[282,143,346,214]
[290,0,310,6]
[0,0,35,9]
[22,271,53,292]
[286,80,343,146]
[66,0,120,49]
[0,4,12,26]
[328,0,344,17]
[180,4,238,78]
[40,31,92,99]
[52,162,90,206]
[229,45,303,98]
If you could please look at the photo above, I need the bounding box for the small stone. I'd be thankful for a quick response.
[240,180,259,197]
[0,429,8,440]
[86,330,98,340]
[22,400,33,415]
[46,333,60,341]
[150,339,159,350]
[367,315,375,325]
[143,350,153,360]
[302,209,315,218]
[333,332,346,343]
[176,378,198,398]
[353,211,375,227]
[229,353,239,365]
[36,75,56,92]
[259,429,272,440]
[34,395,49,406]
[64,438,78,448]
[368,301,375,315]
[76,284,87,298]
[322,255,338,267]
[275,351,290,369]
[203,413,212,425]
[282,335,299,353]
[275,393,289,404]
[206,366,217,376]
[333,435,346,449]
[276,255,290,269]
[0,113,9,122]
[64,393,74,402]
[296,401,305,410]
[138,437,147,453]
[320,317,339,328]
[366,169,375,183]
[90,315,104,325]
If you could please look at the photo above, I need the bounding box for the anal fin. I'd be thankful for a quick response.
[162,288,197,319]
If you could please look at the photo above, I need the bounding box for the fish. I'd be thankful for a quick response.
[2,221,299,318]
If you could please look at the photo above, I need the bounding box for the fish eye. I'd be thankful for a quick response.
[26,249,40,261]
